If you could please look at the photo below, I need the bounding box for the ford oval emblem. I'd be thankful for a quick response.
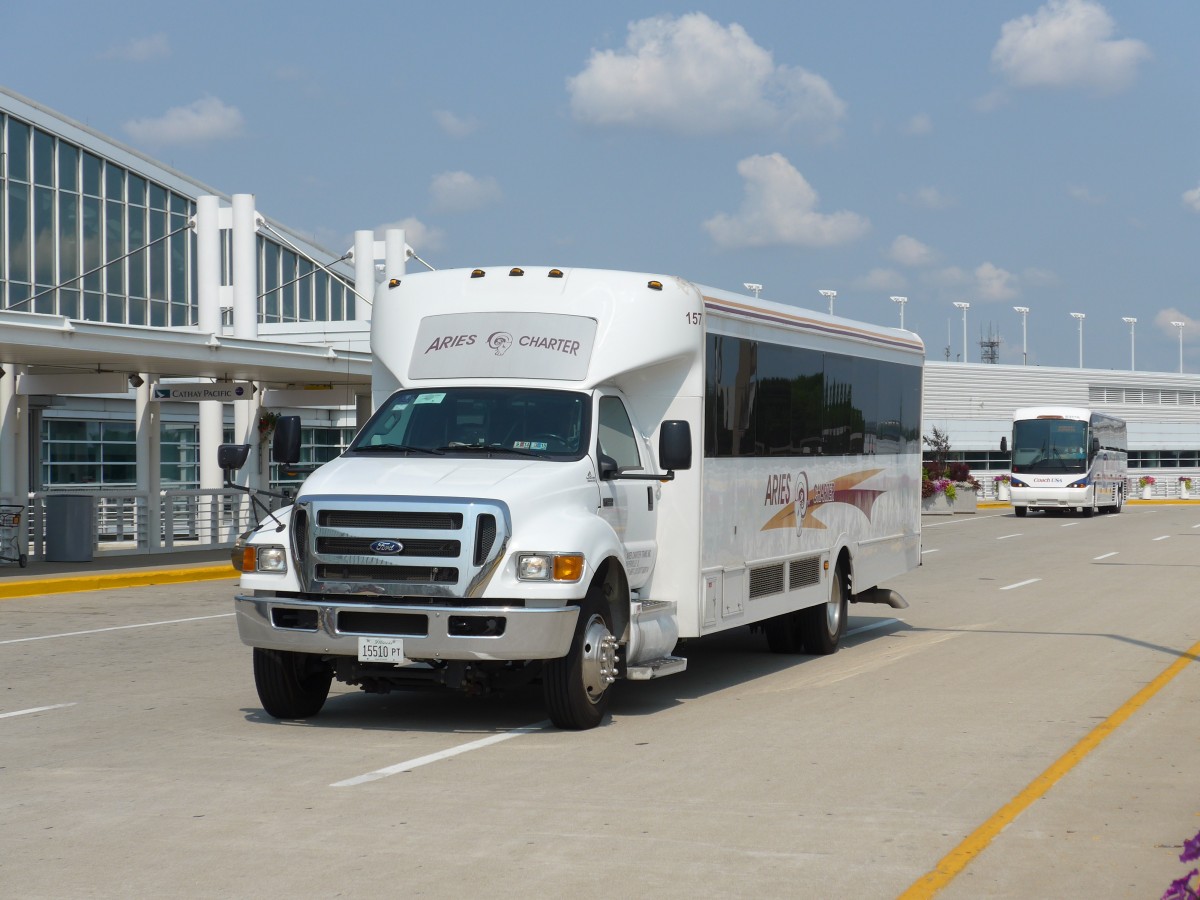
[369,540,403,555]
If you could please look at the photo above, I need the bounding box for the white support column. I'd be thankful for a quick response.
[231,193,259,340]
[195,195,226,494]
[372,228,409,410]
[353,230,375,321]
[135,376,161,550]
[0,365,17,502]
[384,228,407,284]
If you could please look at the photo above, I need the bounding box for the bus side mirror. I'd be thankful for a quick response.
[272,415,302,465]
[218,443,250,472]
[659,420,692,471]
[1091,437,1100,454]
[1000,436,1008,453]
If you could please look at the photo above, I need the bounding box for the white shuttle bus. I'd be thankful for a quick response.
[223,267,924,729]
[1009,406,1128,517]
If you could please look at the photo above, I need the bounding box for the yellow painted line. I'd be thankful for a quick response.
[899,636,1200,898]
[0,565,238,600]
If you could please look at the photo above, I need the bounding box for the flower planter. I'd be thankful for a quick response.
[996,483,1011,501]
[1141,486,1153,500]
[921,493,952,515]
[950,488,978,514]
[1181,483,1192,500]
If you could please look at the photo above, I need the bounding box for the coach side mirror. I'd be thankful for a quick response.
[272,415,302,465]
[1000,436,1008,453]
[218,443,250,472]
[659,420,692,471]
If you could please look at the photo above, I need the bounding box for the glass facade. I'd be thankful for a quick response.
[1,108,356,326]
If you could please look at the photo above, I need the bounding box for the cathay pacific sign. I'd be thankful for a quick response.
[152,383,255,401]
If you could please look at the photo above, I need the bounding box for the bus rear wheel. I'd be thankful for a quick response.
[800,564,848,655]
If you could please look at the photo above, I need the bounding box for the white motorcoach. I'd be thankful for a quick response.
[222,267,924,729]
[1009,406,1128,517]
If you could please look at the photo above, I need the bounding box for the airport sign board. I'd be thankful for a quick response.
[152,382,255,402]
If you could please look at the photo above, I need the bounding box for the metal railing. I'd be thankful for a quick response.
[0,488,287,561]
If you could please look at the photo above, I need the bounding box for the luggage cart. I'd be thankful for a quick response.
[0,503,28,567]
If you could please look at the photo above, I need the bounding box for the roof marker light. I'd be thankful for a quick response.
[548,269,563,278]
[388,278,401,288]
[647,280,663,291]
[509,268,524,277]
[471,269,486,278]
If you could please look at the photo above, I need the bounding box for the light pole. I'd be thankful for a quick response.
[1070,312,1085,368]
[1013,306,1029,365]
[1122,317,1137,370]
[743,282,762,300]
[953,301,970,362]
[1172,321,1186,372]
[891,296,907,329]
[819,289,837,316]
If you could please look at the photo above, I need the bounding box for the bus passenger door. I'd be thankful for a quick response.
[595,392,658,590]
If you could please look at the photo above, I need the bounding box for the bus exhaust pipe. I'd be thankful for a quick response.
[852,587,909,609]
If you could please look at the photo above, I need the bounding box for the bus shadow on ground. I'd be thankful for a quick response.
[238,616,909,734]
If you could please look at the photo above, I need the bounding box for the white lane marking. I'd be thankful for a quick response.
[1061,522,1079,528]
[1094,552,1118,560]
[0,613,234,645]
[846,618,901,638]
[997,533,1022,540]
[332,720,551,787]
[920,548,940,555]
[0,702,76,720]
[1001,578,1041,591]
[1192,524,1200,529]
[1154,535,1171,541]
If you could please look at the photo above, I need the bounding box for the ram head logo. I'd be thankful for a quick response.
[487,331,513,356]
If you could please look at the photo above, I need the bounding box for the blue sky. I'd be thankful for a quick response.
[6,1,1199,371]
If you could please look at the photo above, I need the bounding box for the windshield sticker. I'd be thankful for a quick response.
[760,468,885,532]
[414,393,446,404]
[513,441,549,450]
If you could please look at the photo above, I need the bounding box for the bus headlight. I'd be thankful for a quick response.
[518,552,584,582]
[256,546,288,573]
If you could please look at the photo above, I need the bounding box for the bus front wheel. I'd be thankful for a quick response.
[1014,506,1028,517]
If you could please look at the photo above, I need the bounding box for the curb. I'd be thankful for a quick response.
[0,564,238,601]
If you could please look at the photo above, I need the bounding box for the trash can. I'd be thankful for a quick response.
[45,494,95,562]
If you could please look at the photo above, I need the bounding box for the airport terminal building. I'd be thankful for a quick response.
[2,86,1198,559]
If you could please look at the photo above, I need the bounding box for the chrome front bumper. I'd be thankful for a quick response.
[234,594,579,661]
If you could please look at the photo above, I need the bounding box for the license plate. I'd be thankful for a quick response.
[358,636,408,663]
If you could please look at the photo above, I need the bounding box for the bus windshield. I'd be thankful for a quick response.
[350,387,590,459]
[1011,418,1088,474]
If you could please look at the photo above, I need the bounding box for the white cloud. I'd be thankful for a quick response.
[1183,184,1200,213]
[434,110,478,138]
[889,235,935,267]
[974,262,1019,300]
[374,217,445,254]
[567,13,845,136]
[704,153,869,249]
[901,186,956,210]
[992,0,1151,93]
[904,113,932,136]
[124,96,244,144]
[1068,184,1105,204]
[102,33,169,62]
[429,171,502,213]
[855,268,906,291]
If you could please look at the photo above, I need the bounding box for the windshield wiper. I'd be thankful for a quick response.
[436,443,547,458]
[352,443,445,455]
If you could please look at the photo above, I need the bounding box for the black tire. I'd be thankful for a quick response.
[764,612,803,653]
[253,648,333,719]
[18,554,26,568]
[799,564,848,655]
[544,586,616,730]
[1014,506,1027,517]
